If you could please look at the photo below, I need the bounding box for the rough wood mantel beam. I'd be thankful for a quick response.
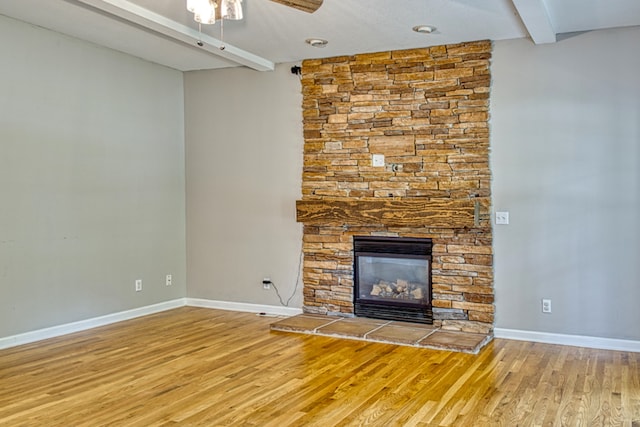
[295,198,490,228]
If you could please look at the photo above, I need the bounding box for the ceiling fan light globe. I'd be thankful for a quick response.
[194,4,216,24]
[187,0,211,13]
[189,0,216,24]
[220,0,243,20]
[194,14,216,24]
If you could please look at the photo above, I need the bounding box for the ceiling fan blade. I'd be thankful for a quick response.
[269,0,323,13]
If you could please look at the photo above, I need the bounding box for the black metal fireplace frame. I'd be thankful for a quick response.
[353,236,433,324]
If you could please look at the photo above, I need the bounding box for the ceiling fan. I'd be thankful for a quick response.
[187,0,323,52]
[188,0,322,24]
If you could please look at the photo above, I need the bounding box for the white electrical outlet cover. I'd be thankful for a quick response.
[495,211,509,225]
[372,154,385,167]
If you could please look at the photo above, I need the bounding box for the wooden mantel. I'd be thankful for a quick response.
[295,198,490,229]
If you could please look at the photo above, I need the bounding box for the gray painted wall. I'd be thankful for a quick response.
[0,16,187,337]
[491,27,640,340]
[185,26,640,341]
[2,12,637,343]
[185,64,304,308]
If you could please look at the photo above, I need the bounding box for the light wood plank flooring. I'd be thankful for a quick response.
[0,307,638,426]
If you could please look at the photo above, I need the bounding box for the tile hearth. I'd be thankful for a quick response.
[271,314,492,354]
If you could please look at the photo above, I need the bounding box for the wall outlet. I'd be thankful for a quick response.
[495,211,510,225]
[166,274,172,286]
[372,154,385,167]
[542,298,551,313]
[262,277,271,290]
[135,279,142,292]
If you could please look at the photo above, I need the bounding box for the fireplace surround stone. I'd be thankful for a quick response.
[297,40,494,334]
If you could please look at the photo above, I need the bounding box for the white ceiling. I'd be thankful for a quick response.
[1,0,638,72]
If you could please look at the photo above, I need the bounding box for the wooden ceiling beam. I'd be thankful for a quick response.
[72,0,275,71]
[269,0,323,14]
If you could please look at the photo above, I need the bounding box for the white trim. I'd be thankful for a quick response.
[494,328,640,353]
[5,302,637,353]
[186,298,303,317]
[74,0,274,71]
[0,299,187,350]
[0,298,301,350]
[511,0,557,44]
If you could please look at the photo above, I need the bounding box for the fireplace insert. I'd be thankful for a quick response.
[353,236,433,324]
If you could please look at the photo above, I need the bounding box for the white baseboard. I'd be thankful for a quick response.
[4,301,637,353]
[186,298,303,317]
[494,328,640,353]
[0,299,187,350]
[0,298,301,351]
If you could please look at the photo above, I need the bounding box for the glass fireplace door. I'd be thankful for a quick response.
[353,236,433,324]
[356,255,430,305]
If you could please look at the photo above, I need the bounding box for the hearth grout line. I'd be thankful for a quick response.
[417,328,439,342]
[312,317,345,333]
[363,321,393,339]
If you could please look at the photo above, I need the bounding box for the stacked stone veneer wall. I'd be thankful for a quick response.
[299,40,494,334]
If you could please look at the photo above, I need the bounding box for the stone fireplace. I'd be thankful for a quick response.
[296,40,494,335]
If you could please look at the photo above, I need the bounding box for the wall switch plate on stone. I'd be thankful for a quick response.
[372,154,385,167]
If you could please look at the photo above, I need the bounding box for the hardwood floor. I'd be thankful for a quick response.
[0,307,638,426]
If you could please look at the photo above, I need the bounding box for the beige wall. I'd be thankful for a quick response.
[185,64,304,307]
[0,15,186,337]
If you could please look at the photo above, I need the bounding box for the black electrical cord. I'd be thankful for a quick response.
[269,248,303,307]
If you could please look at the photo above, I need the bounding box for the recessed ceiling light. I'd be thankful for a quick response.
[305,38,328,48]
[412,25,436,34]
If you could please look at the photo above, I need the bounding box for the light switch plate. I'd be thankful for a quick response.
[372,154,385,167]
[495,211,509,225]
